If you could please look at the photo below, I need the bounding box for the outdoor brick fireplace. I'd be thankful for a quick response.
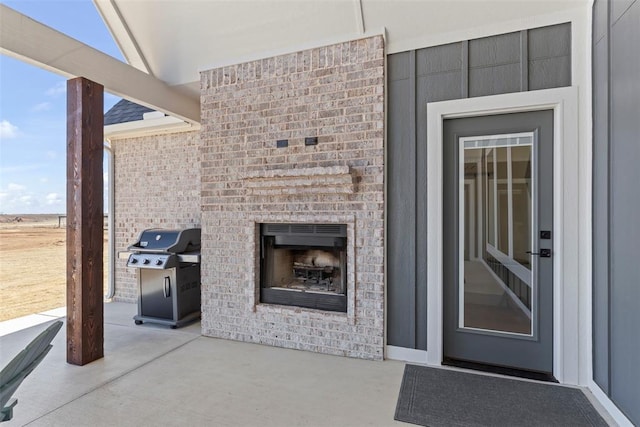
[260,223,348,313]
[199,35,385,359]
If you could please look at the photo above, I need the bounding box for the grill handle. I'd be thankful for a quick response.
[163,276,171,298]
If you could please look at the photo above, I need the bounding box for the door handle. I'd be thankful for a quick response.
[163,277,171,298]
[527,249,551,258]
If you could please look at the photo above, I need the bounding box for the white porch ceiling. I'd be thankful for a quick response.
[98,0,585,91]
[1,0,585,124]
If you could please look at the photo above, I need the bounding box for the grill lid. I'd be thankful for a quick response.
[128,228,201,253]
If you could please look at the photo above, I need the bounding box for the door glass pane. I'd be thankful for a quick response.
[461,134,534,336]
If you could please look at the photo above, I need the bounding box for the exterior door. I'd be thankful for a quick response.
[442,110,554,377]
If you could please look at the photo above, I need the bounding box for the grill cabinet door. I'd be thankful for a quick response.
[139,268,175,320]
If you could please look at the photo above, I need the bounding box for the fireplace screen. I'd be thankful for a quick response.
[260,223,347,312]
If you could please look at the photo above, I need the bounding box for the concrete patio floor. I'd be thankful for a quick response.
[1,302,407,426]
[1,302,616,426]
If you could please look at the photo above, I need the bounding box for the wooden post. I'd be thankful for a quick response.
[66,77,104,365]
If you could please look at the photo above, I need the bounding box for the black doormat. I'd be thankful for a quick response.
[394,365,608,427]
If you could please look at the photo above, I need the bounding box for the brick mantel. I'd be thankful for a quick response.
[243,166,354,195]
[199,35,384,359]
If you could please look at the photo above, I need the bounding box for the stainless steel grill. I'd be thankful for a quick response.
[126,228,201,328]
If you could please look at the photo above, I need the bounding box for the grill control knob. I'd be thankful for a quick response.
[155,259,163,266]
[130,258,138,264]
[142,259,150,265]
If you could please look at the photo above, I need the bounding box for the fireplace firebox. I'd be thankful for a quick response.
[260,223,347,312]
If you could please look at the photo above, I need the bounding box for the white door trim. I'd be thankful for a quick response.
[425,86,581,385]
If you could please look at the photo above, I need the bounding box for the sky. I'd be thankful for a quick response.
[0,0,123,214]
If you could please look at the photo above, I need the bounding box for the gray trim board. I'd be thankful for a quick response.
[609,0,640,421]
[461,41,469,98]
[387,51,416,348]
[592,0,640,424]
[520,31,529,91]
[592,4,610,392]
[528,25,571,91]
[469,31,522,97]
[611,0,636,23]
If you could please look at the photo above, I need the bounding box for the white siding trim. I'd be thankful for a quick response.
[104,116,199,140]
[588,381,635,427]
[386,346,428,364]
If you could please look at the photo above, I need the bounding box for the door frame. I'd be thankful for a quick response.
[426,87,580,384]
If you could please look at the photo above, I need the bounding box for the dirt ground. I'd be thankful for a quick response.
[0,214,108,322]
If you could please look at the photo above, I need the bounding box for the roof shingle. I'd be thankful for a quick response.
[104,99,155,125]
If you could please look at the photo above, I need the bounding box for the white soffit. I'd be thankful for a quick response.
[101,0,585,89]
[93,0,151,74]
[108,0,368,86]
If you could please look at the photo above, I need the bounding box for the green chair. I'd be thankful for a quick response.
[0,320,63,422]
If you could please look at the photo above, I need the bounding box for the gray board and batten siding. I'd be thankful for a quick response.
[387,23,571,351]
[592,0,640,424]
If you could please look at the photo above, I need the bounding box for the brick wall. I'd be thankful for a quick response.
[112,131,201,302]
[199,36,385,359]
